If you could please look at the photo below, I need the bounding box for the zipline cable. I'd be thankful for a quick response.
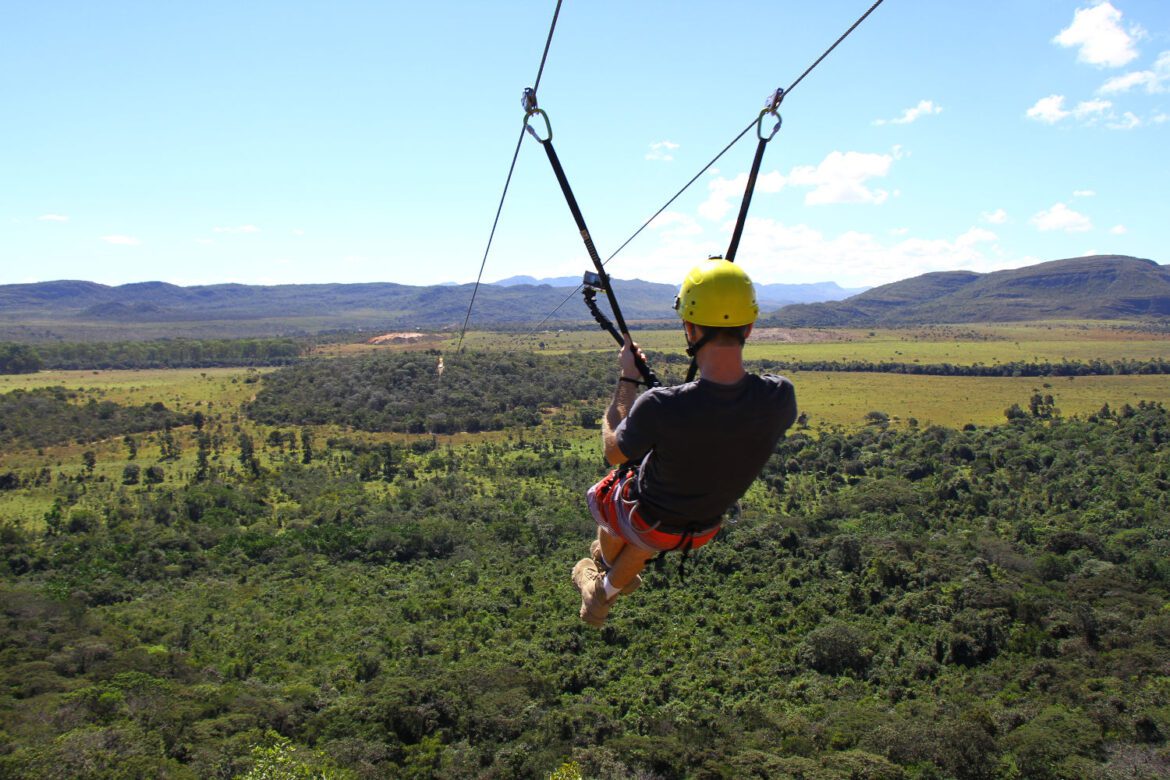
[519,0,886,339]
[457,0,564,352]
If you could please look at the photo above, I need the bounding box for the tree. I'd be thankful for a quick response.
[0,343,42,374]
[238,432,260,476]
[300,428,313,464]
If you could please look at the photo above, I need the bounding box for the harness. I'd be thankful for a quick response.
[606,461,722,579]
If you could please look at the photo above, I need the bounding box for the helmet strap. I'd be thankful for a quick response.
[683,324,719,382]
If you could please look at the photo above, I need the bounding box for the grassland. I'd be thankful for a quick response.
[487,321,1170,365]
[455,323,1170,428]
[3,323,1168,532]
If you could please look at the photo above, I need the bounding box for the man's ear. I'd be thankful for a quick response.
[743,323,753,340]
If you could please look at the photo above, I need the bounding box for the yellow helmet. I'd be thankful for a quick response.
[673,257,758,327]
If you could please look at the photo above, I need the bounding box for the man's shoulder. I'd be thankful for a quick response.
[752,372,794,392]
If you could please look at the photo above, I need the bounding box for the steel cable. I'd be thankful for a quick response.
[519,0,886,340]
[457,0,564,351]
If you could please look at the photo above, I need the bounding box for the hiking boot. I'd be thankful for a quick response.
[589,540,642,595]
[572,558,615,628]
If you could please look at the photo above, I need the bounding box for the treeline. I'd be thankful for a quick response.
[0,338,305,372]
[760,356,1170,377]
[0,387,191,449]
[247,350,620,434]
[1,397,1169,777]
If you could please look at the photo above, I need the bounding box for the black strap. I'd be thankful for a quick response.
[582,286,622,345]
[725,137,769,263]
[684,329,720,382]
[536,134,660,388]
[727,92,783,263]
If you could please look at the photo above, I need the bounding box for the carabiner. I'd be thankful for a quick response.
[756,107,782,142]
[524,107,552,142]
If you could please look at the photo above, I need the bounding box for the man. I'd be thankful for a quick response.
[573,257,798,627]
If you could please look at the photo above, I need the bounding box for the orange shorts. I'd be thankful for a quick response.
[586,469,720,554]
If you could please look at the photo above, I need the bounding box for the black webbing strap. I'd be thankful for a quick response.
[726,89,784,263]
[725,138,769,263]
[683,91,782,383]
[524,95,659,387]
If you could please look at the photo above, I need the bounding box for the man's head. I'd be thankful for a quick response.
[674,257,758,348]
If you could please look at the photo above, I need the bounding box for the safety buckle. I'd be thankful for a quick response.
[582,270,606,292]
[763,87,785,112]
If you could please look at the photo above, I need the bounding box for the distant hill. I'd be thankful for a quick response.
[492,275,867,309]
[764,255,1170,326]
[0,274,864,341]
[0,277,683,341]
[0,255,1163,341]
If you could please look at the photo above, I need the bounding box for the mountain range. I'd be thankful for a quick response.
[763,255,1170,326]
[0,255,1164,341]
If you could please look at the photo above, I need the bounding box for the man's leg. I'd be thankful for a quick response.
[607,543,656,592]
[597,526,624,568]
[591,529,642,596]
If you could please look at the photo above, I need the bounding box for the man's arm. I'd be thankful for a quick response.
[602,336,648,466]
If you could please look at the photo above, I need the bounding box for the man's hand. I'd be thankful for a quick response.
[620,334,648,381]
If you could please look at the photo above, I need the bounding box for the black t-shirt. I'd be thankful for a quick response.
[615,373,797,528]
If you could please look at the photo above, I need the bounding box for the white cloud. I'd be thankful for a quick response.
[196,238,215,246]
[889,227,910,236]
[873,100,943,126]
[38,214,69,222]
[1153,112,1170,124]
[982,208,1009,224]
[1073,98,1112,119]
[102,235,141,245]
[1097,52,1170,109]
[645,140,680,162]
[1107,111,1141,129]
[1025,94,1141,129]
[1053,2,1142,68]
[1027,95,1070,123]
[1110,224,1128,235]
[621,217,1011,289]
[786,151,893,206]
[698,170,785,220]
[292,228,305,236]
[1030,203,1092,233]
[736,221,1001,286]
[698,149,894,218]
[1072,190,1095,197]
[1099,70,1157,94]
[213,225,261,234]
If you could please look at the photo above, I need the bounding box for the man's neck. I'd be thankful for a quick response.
[695,347,747,385]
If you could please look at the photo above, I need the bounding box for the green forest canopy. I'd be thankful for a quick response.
[1,346,1168,778]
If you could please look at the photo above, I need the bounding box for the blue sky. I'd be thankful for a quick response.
[2,0,1167,290]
